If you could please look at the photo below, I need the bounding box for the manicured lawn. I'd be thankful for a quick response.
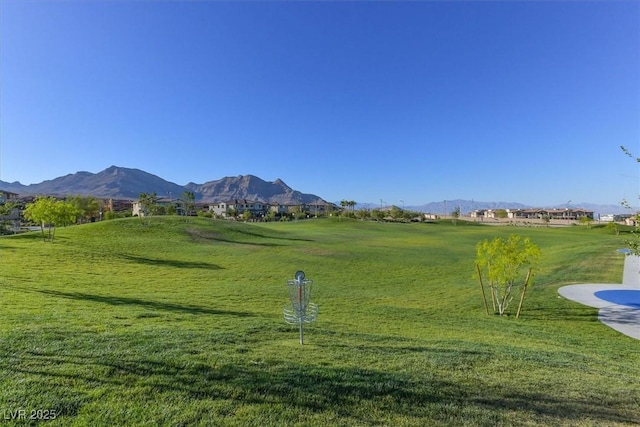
[0,217,638,425]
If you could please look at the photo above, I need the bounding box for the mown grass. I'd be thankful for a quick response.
[0,216,638,426]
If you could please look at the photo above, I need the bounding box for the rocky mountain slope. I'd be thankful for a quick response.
[0,166,327,204]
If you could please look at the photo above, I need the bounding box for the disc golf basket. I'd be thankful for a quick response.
[283,270,318,345]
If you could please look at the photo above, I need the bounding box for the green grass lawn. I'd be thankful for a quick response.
[0,217,638,426]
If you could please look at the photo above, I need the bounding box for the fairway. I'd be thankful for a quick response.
[0,217,638,426]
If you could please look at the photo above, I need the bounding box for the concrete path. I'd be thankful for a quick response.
[558,255,640,340]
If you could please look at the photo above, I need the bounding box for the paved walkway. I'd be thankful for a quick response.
[558,255,640,340]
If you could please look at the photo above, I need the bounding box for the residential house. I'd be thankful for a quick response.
[507,208,594,220]
[132,197,184,217]
[0,190,19,205]
[209,199,267,218]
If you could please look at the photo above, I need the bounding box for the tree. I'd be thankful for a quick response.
[605,221,620,235]
[579,215,593,228]
[355,208,370,220]
[370,209,385,221]
[179,191,196,218]
[66,195,100,223]
[56,200,79,227]
[390,205,403,220]
[495,209,508,219]
[24,197,57,241]
[138,192,158,217]
[340,200,357,217]
[451,207,461,225]
[0,201,17,234]
[265,210,276,222]
[23,196,79,241]
[475,235,541,317]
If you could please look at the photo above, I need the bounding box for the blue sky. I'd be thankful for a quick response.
[1,1,638,207]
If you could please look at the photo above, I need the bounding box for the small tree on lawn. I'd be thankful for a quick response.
[475,235,541,317]
[24,196,57,241]
[138,192,158,217]
[605,221,619,235]
[180,191,195,218]
[451,207,461,225]
[0,201,17,234]
[579,215,593,228]
[23,197,79,241]
[66,195,100,223]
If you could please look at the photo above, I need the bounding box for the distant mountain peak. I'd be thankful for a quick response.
[0,166,328,205]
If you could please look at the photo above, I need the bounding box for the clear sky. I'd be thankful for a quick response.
[1,1,638,207]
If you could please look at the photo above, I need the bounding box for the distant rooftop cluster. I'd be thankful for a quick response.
[470,208,595,221]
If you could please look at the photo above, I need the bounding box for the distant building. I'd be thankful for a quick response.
[132,197,184,217]
[0,190,19,205]
[600,214,615,222]
[209,199,267,218]
[470,208,595,221]
[104,199,133,213]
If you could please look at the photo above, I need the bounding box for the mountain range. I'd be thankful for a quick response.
[0,166,631,215]
[0,166,328,205]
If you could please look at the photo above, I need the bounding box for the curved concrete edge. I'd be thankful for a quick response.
[558,284,640,340]
[558,284,637,308]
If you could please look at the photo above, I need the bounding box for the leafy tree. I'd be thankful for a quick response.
[475,235,541,317]
[0,202,17,234]
[579,215,593,228]
[180,191,196,218]
[66,195,100,223]
[390,205,403,220]
[370,209,385,221]
[605,221,620,235]
[24,197,57,241]
[138,192,158,217]
[265,210,276,222]
[495,209,508,219]
[355,208,370,220]
[242,210,252,221]
[451,207,461,224]
[23,197,79,241]
[56,200,79,227]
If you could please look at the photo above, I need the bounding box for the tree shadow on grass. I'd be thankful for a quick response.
[33,288,253,317]
[186,226,313,247]
[119,254,223,270]
[523,304,600,322]
[10,349,640,426]
[186,229,289,247]
[229,227,314,242]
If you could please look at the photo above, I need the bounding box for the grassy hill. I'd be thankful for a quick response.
[0,217,638,425]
